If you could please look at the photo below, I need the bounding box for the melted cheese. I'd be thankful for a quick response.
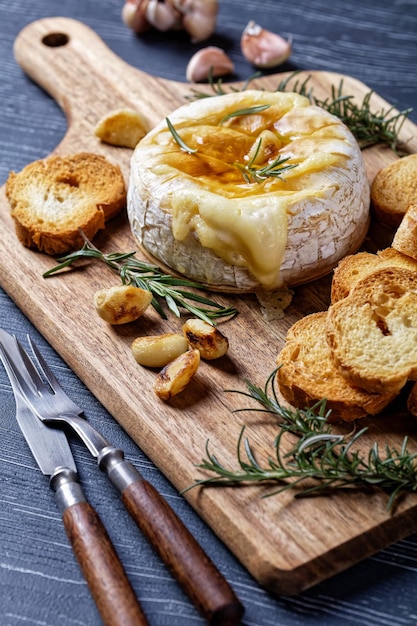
[171,189,289,287]
[128,90,370,291]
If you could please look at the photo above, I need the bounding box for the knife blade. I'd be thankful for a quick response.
[0,328,150,626]
[0,328,245,626]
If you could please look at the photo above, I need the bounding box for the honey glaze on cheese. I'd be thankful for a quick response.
[128,90,370,291]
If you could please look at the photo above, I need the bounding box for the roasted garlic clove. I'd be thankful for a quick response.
[169,0,218,42]
[94,285,152,325]
[153,348,200,400]
[245,130,282,165]
[94,108,151,149]
[241,20,292,68]
[182,318,229,360]
[186,46,234,83]
[132,333,189,367]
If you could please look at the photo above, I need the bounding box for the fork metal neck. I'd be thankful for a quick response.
[58,413,110,458]
[98,447,142,492]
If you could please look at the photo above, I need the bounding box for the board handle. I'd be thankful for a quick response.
[99,448,245,626]
[52,469,150,626]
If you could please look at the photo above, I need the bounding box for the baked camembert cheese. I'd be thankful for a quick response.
[128,90,370,291]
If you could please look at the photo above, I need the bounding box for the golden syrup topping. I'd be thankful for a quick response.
[151,94,348,200]
[141,91,356,287]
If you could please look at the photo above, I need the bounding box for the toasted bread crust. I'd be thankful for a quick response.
[407,382,417,417]
[326,267,417,394]
[331,247,417,302]
[371,154,417,227]
[276,312,396,422]
[6,153,126,255]
[392,204,417,260]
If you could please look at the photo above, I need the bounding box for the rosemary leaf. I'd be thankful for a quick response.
[184,369,417,510]
[220,104,271,125]
[166,117,197,153]
[186,70,262,100]
[42,234,238,324]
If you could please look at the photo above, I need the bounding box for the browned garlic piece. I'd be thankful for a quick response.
[122,0,217,42]
[94,108,151,149]
[186,46,234,83]
[94,285,152,324]
[153,349,200,400]
[241,20,292,68]
[182,318,229,360]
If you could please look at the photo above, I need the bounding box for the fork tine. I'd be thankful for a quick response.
[28,335,83,415]
[16,337,48,393]
[28,336,61,392]
[0,337,40,399]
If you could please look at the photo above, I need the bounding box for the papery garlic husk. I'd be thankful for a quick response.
[241,20,292,68]
[145,0,181,32]
[122,0,151,34]
[168,0,218,42]
[186,46,234,83]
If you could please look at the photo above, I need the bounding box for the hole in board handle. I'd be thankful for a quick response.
[42,32,70,47]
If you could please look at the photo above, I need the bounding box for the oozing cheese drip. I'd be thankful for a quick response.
[141,91,357,288]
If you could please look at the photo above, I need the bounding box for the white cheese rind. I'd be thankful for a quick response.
[128,90,370,291]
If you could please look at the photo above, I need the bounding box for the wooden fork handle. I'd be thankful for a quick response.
[99,448,244,626]
[51,468,150,626]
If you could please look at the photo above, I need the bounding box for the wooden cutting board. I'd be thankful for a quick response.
[2,16,417,596]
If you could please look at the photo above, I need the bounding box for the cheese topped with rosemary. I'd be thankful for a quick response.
[128,90,370,291]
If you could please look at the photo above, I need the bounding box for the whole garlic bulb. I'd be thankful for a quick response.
[122,0,218,42]
[168,0,218,43]
[241,20,292,68]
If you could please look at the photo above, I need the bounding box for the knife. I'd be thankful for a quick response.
[0,328,150,626]
[0,328,244,626]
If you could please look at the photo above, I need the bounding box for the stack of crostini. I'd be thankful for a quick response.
[277,154,417,422]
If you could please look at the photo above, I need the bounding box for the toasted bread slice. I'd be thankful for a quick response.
[331,247,417,302]
[371,154,417,227]
[326,267,417,394]
[6,153,126,255]
[392,204,417,260]
[276,312,396,422]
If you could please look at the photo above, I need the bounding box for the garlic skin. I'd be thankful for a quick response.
[122,0,218,42]
[122,0,151,34]
[169,0,218,43]
[186,46,234,83]
[241,20,292,69]
[145,0,181,32]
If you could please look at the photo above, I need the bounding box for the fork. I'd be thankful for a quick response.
[0,333,244,626]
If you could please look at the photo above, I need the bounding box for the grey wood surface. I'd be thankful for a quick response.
[1,1,417,625]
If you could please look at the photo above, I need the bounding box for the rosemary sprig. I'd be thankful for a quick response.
[187,69,412,153]
[185,369,417,510]
[186,69,262,100]
[42,235,238,325]
[219,104,271,125]
[312,80,412,152]
[166,116,197,154]
[238,138,298,183]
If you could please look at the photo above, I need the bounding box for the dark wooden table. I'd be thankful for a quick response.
[1,1,417,625]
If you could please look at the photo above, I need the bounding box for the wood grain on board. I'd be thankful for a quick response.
[1,17,417,595]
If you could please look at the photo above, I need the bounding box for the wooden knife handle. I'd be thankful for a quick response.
[121,479,244,626]
[51,468,149,626]
[99,447,244,625]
